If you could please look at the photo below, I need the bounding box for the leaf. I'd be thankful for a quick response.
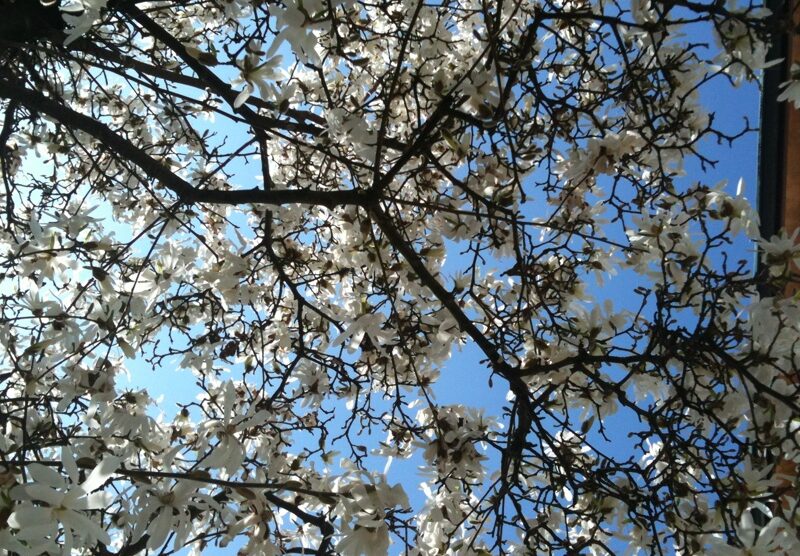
[442,130,460,152]
[317,493,338,506]
[234,487,256,500]
[282,480,305,492]
[91,267,108,281]
[22,339,56,357]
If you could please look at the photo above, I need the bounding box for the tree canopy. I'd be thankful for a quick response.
[1,0,800,554]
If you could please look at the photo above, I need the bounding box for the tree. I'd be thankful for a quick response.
[0,0,799,553]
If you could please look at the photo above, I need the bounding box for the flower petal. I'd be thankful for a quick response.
[81,456,121,494]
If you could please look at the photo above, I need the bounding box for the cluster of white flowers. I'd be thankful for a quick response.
[0,0,797,553]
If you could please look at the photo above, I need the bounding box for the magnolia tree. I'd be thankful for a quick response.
[1,0,800,554]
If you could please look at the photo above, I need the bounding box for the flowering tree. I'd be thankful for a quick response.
[1,0,800,554]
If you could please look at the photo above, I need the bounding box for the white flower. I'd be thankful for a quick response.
[9,449,120,553]
[760,229,800,277]
[130,480,217,551]
[266,0,329,66]
[336,522,390,556]
[292,362,331,407]
[640,439,668,481]
[705,179,760,237]
[415,405,495,480]
[200,381,268,476]
[778,64,800,109]
[231,40,282,108]
[61,0,109,45]
[709,510,795,555]
[330,312,395,352]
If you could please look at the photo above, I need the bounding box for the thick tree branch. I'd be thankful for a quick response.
[0,80,364,208]
[369,205,499,362]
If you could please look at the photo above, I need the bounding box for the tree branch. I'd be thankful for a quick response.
[0,80,365,208]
